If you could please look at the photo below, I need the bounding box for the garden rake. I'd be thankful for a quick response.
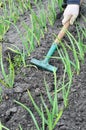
[31,20,70,72]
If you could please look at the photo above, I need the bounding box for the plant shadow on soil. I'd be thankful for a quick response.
[0,1,86,130]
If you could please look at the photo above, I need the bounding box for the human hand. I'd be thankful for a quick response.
[62,4,79,25]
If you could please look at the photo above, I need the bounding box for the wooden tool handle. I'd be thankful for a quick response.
[54,20,70,43]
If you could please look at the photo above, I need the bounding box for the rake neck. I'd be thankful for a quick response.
[44,43,57,63]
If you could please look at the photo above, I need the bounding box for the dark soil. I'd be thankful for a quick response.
[0,1,86,130]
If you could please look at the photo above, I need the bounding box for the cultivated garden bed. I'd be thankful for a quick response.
[0,0,86,129]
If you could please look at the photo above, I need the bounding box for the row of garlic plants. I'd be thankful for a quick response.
[0,0,63,88]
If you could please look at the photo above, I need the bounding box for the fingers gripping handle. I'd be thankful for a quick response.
[55,20,70,44]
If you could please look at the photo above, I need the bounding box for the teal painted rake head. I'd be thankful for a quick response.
[31,44,57,72]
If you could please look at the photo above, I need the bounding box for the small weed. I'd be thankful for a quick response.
[13,54,23,69]
[8,45,26,67]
